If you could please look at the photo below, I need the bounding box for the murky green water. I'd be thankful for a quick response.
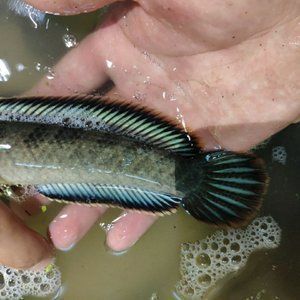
[0,2,299,299]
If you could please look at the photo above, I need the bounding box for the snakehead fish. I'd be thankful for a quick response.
[0,96,267,227]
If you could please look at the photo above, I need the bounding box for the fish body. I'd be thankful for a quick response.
[0,96,267,226]
[0,121,178,194]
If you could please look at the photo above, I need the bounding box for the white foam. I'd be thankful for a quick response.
[272,146,287,165]
[176,216,281,299]
[0,264,61,299]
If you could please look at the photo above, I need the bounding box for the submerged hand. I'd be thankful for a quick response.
[0,200,53,269]
[24,0,300,252]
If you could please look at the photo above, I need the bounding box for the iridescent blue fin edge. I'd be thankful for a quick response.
[35,183,182,215]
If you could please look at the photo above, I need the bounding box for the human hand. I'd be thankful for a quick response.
[0,197,53,269]
[23,0,300,253]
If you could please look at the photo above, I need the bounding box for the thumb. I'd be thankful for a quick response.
[24,0,123,15]
[0,202,54,270]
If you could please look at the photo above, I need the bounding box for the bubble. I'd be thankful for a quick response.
[200,242,208,250]
[272,146,287,165]
[40,283,50,292]
[268,236,275,242]
[210,242,218,250]
[0,264,61,300]
[219,247,227,254]
[35,62,42,72]
[133,91,146,101]
[188,252,195,259]
[21,275,30,284]
[230,242,240,252]
[223,238,230,245]
[15,63,26,72]
[33,277,41,284]
[231,255,242,265]
[182,244,189,251]
[105,60,114,69]
[196,254,211,268]
[0,273,4,290]
[222,257,229,263]
[8,279,15,287]
[261,223,268,230]
[176,216,281,299]
[143,76,151,84]
[62,33,78,48]
[198,274,211,287]
[44,67,55,80]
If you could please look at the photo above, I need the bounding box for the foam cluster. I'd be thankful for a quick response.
[176,216,281,299]
[272,146,287,165]
[0,264,61,300]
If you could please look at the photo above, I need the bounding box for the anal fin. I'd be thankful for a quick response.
[35,183,182,215]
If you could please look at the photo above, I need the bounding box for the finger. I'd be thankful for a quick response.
[49,204,106,250]
[25,0,121,15]
[106,211,158,253]
[27,31,110,96]
[9,193,51,220]
[0,202,54,269]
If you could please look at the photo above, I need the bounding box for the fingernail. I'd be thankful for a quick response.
[105,228,136,253]
[48,223,78,252]
[58,242,76,252]
[104,242,129,256]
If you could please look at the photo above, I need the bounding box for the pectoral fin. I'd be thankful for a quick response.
[35,183,182,215]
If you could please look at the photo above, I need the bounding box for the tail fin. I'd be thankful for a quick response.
[178,151,268,227]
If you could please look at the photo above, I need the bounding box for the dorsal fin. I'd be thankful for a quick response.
[0,96,200,156]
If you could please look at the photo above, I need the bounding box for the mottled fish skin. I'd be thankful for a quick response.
[0,96,268,226]
[0,121,178,194]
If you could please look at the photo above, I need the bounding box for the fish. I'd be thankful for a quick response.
[0,95,268,227]
[7,0,45,26]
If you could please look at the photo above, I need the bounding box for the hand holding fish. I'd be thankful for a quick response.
[0,200,53,269]
[7,0,300,259]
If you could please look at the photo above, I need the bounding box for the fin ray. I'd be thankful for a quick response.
[0,96,200,155]
[178,151,268,227]
[35,183,182,214]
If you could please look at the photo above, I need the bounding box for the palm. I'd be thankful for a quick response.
[27,0,300,252]
[32,0,300,150]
